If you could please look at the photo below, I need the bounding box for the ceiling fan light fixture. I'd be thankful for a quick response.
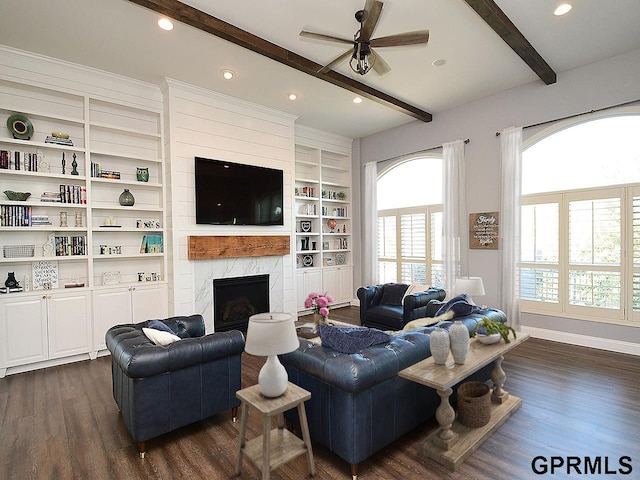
[554,4,572,16]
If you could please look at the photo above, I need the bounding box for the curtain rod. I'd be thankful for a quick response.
[495,98,640,136]
[368,138,469,165]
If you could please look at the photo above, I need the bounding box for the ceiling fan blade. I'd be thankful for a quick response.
[370,30,430,48]
[300,30,353,45]
[371,48,391,75]
[318,49,353,74]
[359,0,383,42]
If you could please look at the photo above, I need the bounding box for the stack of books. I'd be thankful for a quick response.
[45,136,73,146]
[41,192,62,202]
[90,162,120,179]
[31,215,52,226]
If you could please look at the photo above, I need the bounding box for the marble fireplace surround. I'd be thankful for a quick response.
[189,235,290,332]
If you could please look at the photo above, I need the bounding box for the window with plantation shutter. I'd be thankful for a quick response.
[521,112,640,325]
[376,156,444,288]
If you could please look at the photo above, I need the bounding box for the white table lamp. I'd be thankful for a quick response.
[245,313,299,397]
[454,277,486,305]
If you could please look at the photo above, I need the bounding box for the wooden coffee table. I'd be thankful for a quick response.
[399,332,529,470]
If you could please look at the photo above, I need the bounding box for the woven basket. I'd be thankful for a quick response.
[3,244,35,258]
[457,381,491,428]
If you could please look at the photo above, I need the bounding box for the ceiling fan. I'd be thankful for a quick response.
[300,0,429,76]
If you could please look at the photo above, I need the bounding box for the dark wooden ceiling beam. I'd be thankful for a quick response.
[128,0,432,123]
[463,0,557,85]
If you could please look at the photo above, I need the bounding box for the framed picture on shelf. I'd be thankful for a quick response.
[322,241,330,250]
[300,220,312,233]
[103,271,121,285]
[336,253,346,265]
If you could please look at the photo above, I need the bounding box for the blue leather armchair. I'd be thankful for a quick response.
[105,314,245,457]
[357,283,446,331]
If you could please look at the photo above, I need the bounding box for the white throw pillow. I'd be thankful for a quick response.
[142,327,181,346]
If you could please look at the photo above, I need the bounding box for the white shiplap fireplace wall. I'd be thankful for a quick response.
[162,79,297,332]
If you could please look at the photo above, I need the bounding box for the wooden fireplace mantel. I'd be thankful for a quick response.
[188,235,290,260]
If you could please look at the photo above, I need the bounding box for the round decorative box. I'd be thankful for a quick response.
[430,327,450,365]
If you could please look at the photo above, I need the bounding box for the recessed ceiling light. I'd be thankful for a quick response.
[353,97,363,104]
[157,18,174,31]
[554,4,572,16]
[221,70,234,80]
[432,59,446,67]
[288,93,297,101]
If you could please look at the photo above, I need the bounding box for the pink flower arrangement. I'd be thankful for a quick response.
[304,291,334,318]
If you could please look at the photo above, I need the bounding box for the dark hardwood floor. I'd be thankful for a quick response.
[1,306,638,479]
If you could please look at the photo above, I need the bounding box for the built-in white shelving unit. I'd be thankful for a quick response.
[0,79,168,377]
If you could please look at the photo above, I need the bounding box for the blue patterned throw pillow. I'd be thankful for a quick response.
[318,324,391,354]
[146,319,174,334]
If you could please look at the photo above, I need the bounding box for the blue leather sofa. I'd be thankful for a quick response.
[281,308,506,479]
[105,314,245,457]
[357,284,446,331]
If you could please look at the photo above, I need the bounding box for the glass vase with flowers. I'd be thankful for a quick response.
[304,291,334,328]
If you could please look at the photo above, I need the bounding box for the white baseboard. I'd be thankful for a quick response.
[521,326,640,356]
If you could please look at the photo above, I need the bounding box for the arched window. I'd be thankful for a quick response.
[377,156,444,286]
[520,109,640,325]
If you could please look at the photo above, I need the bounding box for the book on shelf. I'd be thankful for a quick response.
[0,150,40,171]
[0,286,24,294]
[140,234,163,253]
[0,205,33,227]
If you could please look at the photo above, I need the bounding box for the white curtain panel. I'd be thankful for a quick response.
[442,140,466,297]
[499,126,523,330]
[363,161,378,285]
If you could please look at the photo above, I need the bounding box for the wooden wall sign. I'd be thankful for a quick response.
[188,235,290,260]
[469,212,499,250]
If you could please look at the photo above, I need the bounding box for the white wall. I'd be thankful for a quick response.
[161,79,297,331]
[357,48,640,353]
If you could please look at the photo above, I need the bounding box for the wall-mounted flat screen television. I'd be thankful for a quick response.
[195,157,284,226]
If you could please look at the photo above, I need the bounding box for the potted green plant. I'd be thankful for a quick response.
[337,191,347,200]
[472,317,516,344]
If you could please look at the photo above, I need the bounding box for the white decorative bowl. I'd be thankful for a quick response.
[476,333,501,345]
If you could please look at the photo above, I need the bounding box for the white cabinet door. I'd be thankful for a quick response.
[297,269,323,310]
[47,291,92,359]
[92,287,133,351]
[0,295,48,370]
[131,284,168,323]
[322,266,353,305]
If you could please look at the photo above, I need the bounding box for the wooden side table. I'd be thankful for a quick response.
[235,382,316,480]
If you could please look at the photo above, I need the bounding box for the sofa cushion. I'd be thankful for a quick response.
[142,327,181,346]
[380,283,409,305]
[318,324,391,354]
[402,283,430,304]
[146,319,174,334]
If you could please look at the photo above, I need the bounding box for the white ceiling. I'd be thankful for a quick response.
[1,0,640,138]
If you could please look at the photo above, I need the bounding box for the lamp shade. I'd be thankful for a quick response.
[454,277,486,298]
[245,313,299,356]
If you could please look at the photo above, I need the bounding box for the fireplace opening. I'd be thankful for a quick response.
[213,274,269,332]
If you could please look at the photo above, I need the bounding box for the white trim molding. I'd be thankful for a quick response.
[521,326,640,356]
